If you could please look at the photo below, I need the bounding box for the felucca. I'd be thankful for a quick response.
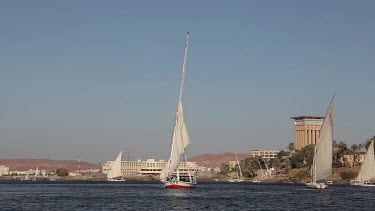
[351,138,375,186]
[107,151,125,182]
[306,96,334,189]
[160,32,196,188]
[228,153,244,182]
[33,166,39,181]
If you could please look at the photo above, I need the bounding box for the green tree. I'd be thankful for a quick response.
[56,168,69,177]
[271,158,282,173]
[358,143,364,152]
[289,144,315,169]
[277,150,289,159]
[340,171,357,180]
[333,140,349,167]
[351,144,358,152]
[290,150,304,168]
[239,157,260,178]
[288,142,295,151]
[219,164,230,175]
[364,136,375,150]
[301,144,315,166]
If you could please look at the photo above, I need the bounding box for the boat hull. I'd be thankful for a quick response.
[306,182,328,189]
[228,179,244,182]
[164,181,195,188]
[351,181,375,187]
[359,184,375,187]
[107,178,126,182]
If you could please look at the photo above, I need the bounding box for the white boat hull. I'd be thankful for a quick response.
[252,179,262,183]
[228,179,244,182]
[107,178,126,182]
[359,184,375,187]
[306,182,328,189]
[351,180,375,187]
[164,180,195,188]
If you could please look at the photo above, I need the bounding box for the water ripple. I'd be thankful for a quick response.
[0,181,373,210]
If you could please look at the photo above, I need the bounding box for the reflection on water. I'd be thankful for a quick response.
[0,181,374,210]
[166,188,189,197]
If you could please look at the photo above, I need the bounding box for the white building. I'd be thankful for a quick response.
[228,161,239,170]
[102,159,204,176]
[250,149,280,160]
[8,169,47,176]
[0,165,10,176]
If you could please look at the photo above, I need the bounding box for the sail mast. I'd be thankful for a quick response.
[162,32,190,180]
[178,32,189,103]
[256,157,264,179]
[313,148,317,183]
[184,154,192,183]
[235,152,243,179]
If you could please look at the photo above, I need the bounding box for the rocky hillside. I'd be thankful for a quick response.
[0,159,100,171]
[189,152,250,168]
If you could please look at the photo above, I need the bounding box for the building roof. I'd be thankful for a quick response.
[290,116,325,120]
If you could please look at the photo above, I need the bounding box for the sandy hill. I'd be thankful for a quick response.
[0,159,100,171]
[188,152,251,168]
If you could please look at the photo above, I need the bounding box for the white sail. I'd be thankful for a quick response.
[160,101,191,180]
[312,99,333,182]
[235,153,243,179]
[33,166,39,180]
[24,173,30,180]
[107,151,123,179]
[356,140,375,182]
[160,33,191,180]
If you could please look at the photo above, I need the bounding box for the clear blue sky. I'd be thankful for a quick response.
[1,1,374,163]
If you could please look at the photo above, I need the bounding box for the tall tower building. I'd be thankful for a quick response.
[291,116,324,150]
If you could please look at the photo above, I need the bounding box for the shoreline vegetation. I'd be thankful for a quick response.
[0,166,362,184]
[213,138,374,185]
[0,169,360,184]
[1,137,373,184]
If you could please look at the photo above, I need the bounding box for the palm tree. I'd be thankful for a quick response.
[358,143,364,152]
[351,144,359,166]
[288,142,295,151]
[333,140,348,167]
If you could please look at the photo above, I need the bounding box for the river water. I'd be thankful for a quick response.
[0,181,373,210]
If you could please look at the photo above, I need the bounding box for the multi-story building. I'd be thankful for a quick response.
[228,161,239,170]
[0,165,10,176]
[344,153,366,166]
[291,116,324,150]
[102,159,204,176]
[249,149,280,160]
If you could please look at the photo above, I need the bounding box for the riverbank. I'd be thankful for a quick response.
[1,166,360,184]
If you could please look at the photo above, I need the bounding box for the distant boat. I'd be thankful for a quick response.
[261,157,273,179]
[160,32,196,189]
[22,173,31,181]
[252,156,265,183]
[351,139,375,187]
[306,97,334,189]
[33,166,39,181]
[107,151,125,182]
[228,153,244,182]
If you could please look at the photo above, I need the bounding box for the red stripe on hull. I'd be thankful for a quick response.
[165,184,194,188]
